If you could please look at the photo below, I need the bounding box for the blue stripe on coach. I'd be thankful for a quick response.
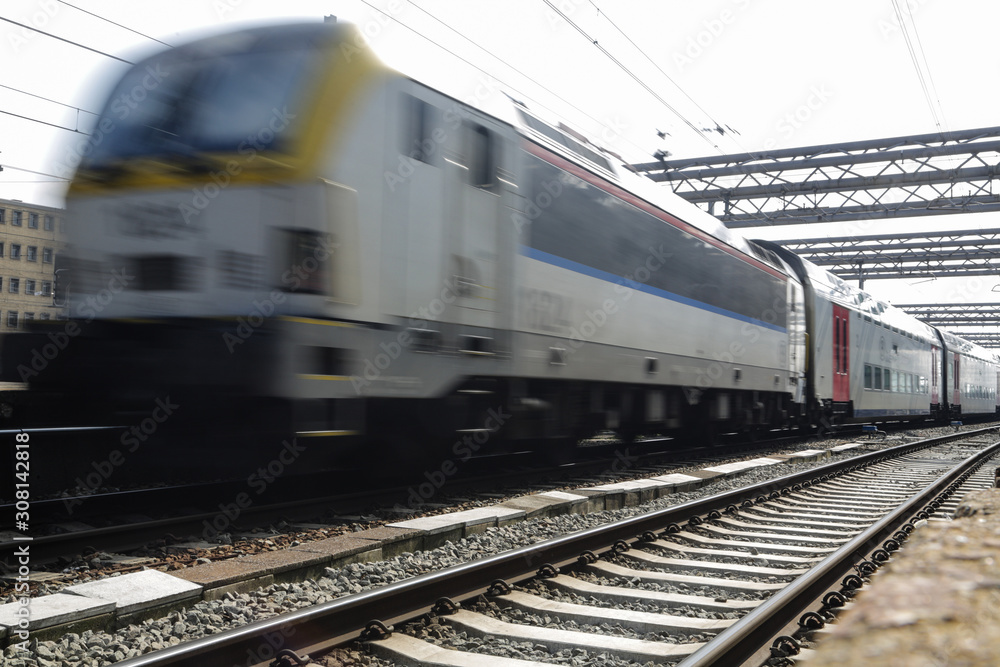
[521,245,788,334]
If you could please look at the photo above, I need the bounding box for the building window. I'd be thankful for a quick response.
[9,278,19,293]
[12,211,21,227]
[10,245,20,260]
[0,277,3,291]
[7,312,18,329]
[42,247,53,263]
[41,281,51,296]
[60,218,67,233]
[26,246,37,262]
[24,312,34,323]
[40,312,50,320]
[28,213,38,229]
[0,209,5,224]
[25,279,35,295]
[44,215,54,231]
[0,242,4,258]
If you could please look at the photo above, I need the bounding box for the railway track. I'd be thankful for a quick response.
[0,427,877,569]
[94,427,999,667]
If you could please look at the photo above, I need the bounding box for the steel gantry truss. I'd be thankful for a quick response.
[630,125,1000,346]
[631,125,1000,228]
[774,227,1000,283]
[893,303,1000,348]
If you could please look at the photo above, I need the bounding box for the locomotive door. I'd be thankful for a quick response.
[832,305,850,402]
[442,118,503,334]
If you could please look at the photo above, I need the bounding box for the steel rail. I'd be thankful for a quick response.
[676,435,1000,667]
[113,426,999,667]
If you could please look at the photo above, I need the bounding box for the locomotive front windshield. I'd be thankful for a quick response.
[82,28,328,170]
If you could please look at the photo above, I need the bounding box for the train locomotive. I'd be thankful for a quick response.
[4,20,997,475]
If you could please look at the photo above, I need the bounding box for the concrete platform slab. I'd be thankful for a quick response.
[351,526,423,557]
[291,535,384,564]
[646,473,704,491]
[64,570,201,616]
[499,492,584,518]
[702,458,783,475]
[0,593,115,633]
[444,609,704,662]
[829,443,864,452]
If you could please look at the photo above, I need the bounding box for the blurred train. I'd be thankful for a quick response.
[3,20,997,474]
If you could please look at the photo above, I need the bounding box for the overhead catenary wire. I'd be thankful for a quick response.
[402,0,654,160]
[356,0,654,160]
[0,84,100,116]
[55,0,172,47]
[1,165,71,181]
[0,15,133,64]
[901,0,946,132]
[0,108,91,135]
[890,0,942,130]
[541,0,721,153]
[585,0,746,153]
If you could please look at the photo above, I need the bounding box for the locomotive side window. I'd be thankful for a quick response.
[405,96,437,165]
[466,123,496,190]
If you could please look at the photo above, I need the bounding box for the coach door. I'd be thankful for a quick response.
[832,305,850,402]
[931,345,940,406]
[953,353,961,407]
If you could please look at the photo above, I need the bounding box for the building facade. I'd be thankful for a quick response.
[0,198,67,329]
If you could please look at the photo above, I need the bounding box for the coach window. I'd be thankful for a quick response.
[467,123,496,190]
[405,96,435,164]
[883,368,891,391]
[864,364,873,389]
[873,365,883,390]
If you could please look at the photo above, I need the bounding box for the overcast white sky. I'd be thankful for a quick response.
[2,0,1000,310]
